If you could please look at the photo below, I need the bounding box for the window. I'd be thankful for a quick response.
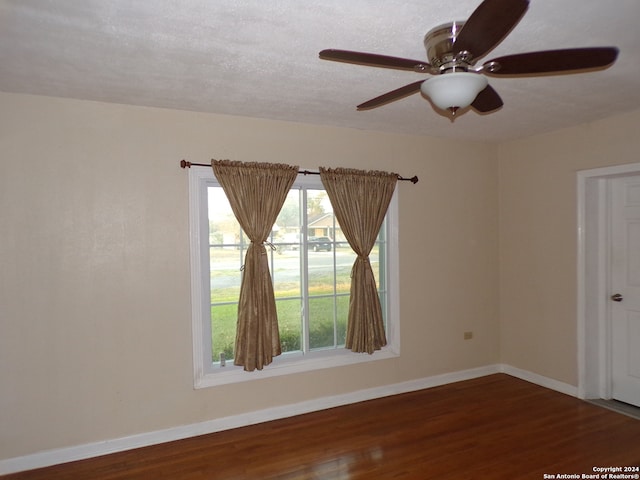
[189,167,399,387]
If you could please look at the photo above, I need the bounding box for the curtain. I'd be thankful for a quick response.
[212,160,298,371]
[319,167,398,354]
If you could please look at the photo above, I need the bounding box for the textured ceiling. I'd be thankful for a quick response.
[1,0,639,142]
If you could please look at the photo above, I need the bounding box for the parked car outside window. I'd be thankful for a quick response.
[309,236,332,252]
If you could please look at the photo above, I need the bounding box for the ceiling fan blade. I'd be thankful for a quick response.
[454,0,529,59]
[471,84,503,112]
[319,49,430,72]
[485,47,619,75]
[357,80,425,110]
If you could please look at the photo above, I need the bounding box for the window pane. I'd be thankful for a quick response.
[307,189,331,237]
[307,188,335,300]
[209,249,242,300]
[308,295,349,350]
[369,244,380,285]
[308,296,336,349]
[308,251,335,294]
[208,186,243,299]
[276,299,302,353]
[275,189,302,252]
[336,247,355,295]
[335,295,349,346]
[211,303,237,362]
[272,248,302,295]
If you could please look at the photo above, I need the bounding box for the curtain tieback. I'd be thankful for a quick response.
[350,255,370,278]
[239,241,276,271]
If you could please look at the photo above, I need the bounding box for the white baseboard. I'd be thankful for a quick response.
[499,364,578,397]
[0,364,576,475]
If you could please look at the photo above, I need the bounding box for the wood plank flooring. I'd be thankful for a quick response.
[3,374,640,479]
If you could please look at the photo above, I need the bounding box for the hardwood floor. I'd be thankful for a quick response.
[3,374,640,479]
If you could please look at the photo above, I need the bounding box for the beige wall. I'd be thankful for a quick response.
[0,92,499,460]
[498,109,640,385]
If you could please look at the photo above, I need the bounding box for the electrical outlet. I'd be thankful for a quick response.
[464,331,473,340]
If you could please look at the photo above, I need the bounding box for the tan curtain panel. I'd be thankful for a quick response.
[212,160,298,371]
[319,167,398,354]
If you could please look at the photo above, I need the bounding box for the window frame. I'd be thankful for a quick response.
[188,166,400,388]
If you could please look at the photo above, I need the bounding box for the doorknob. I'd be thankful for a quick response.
[611,293,623,302]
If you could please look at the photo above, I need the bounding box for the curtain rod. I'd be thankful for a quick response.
[179,160,419,184]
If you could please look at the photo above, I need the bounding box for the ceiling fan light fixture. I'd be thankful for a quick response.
[420,72,488,111]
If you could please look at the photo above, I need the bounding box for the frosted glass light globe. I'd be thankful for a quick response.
[421,72,488,111]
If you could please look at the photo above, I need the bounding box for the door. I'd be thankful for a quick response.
[610,175,640,407]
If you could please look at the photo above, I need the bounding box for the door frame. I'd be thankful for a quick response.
[577,162,640,400]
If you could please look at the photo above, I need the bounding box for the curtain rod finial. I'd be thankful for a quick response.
[397,174,419,183]
[180,160,191,169]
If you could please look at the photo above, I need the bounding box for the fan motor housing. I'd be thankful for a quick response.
[424,21,473,72]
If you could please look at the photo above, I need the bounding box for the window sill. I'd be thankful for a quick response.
[194,347,399,388]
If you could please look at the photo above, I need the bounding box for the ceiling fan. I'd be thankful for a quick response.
[319,0,618,117]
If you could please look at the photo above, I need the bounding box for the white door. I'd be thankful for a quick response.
[610,175,640,407]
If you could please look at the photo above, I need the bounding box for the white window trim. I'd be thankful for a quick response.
[188,166,400,388]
